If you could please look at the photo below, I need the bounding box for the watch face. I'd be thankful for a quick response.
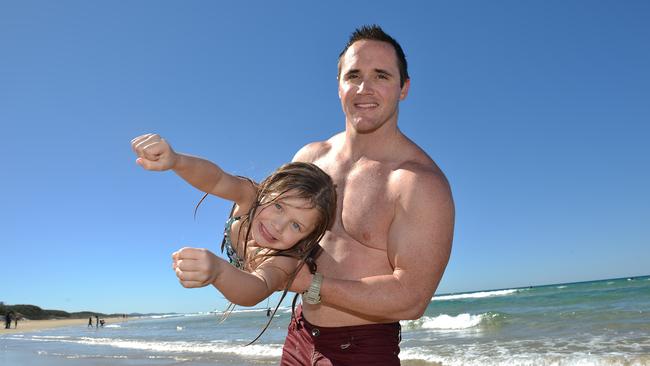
[304,273,323,304]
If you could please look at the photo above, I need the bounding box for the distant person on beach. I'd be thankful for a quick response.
[88,317,93,327]
[131,134,336,330]
[14,316,18,328]
[95,315,99,329]
[4,312,11,329]
[276,25,454,365]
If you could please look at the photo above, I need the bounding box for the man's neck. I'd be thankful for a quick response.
[340,120,404,162]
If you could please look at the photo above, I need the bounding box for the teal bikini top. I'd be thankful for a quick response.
[223,216,245,270]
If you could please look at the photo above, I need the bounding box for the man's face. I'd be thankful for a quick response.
[338,40,410,134]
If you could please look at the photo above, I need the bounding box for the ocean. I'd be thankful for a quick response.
[2,276,649,365]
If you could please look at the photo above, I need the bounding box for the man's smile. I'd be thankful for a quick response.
[354,102,379,109]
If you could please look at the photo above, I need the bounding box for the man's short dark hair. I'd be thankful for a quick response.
[338,25,409,87]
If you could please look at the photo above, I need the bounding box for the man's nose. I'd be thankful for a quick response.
[357,79,375,94]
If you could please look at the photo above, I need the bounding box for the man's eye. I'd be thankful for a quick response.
[377,74,388,79]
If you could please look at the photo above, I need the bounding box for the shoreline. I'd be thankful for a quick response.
[0,317,129,334]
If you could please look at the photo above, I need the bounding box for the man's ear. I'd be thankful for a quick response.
[400,79,411,100]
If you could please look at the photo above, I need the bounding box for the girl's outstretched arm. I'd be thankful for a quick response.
[131,133,256,208]
[172,247,297,307]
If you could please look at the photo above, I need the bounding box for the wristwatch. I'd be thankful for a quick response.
[303,273,324,305]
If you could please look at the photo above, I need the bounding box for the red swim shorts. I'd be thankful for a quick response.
[281,305,401,366]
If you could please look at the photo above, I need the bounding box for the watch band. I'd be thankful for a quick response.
[303,272,324,305]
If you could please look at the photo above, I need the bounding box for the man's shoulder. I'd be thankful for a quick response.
[390,154,451,200]
[292,133,341,162]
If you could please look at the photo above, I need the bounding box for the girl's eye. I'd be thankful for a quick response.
[292,222,301,231]
[274,203,282,210]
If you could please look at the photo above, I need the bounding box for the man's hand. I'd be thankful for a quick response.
[172,247,223,288]
[131,133,178,171]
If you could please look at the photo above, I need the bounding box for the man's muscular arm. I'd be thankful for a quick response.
[317,169,454,320]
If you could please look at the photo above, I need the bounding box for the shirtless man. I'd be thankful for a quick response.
[282,25,455,365]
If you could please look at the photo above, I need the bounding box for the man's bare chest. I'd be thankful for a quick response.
[321,160,396,249]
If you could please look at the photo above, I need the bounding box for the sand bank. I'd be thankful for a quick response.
[0,317,128,334]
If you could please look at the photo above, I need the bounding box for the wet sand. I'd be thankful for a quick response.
[0,317,127,334]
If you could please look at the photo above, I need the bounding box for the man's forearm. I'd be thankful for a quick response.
[318,273,431,320]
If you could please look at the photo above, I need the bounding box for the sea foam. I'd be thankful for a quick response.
[402,312,495,330]
[148,314,183,319]
[72,337,283,357]
[20,335,283,358]
[433,289,518,301]
[400,352,650,366]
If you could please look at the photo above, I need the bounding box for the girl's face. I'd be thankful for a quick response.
[251,190,321,251]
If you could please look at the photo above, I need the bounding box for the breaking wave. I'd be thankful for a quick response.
[433,289,519,301]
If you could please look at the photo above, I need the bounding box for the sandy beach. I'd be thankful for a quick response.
[0,317,127,334]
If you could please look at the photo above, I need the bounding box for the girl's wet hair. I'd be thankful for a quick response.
[196,162,337,344]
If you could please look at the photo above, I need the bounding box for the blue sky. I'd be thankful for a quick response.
[1,1,648,314]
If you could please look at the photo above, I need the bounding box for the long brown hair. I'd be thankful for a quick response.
[197,162,336,344]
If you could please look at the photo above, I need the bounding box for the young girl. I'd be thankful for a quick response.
[131,133,336,340]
